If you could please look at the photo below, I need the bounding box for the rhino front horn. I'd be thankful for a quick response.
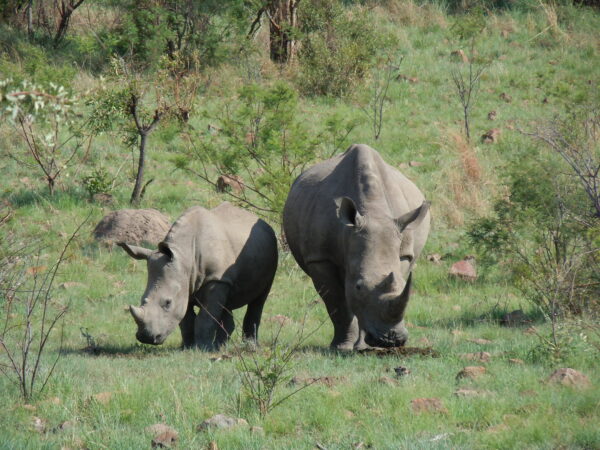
[129,305,145,324]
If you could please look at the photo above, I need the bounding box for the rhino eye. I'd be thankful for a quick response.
[163,299,172,310]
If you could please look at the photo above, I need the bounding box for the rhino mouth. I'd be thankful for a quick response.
[364,329,407,348]
[136,330,166,345]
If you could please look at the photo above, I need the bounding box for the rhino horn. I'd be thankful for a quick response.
[129,305,145,324]
[387,273,412,318]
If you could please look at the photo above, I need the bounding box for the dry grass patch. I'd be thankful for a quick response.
[376,0,447,29]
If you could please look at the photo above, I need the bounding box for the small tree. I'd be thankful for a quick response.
[450,8,488,141]
[88,55,202,205]
[0,79,91,195]
[0,217,87,400]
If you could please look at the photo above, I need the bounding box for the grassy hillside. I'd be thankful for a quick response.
[0,1,599,448]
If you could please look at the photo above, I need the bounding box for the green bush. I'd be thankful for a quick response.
[296,0,396,97]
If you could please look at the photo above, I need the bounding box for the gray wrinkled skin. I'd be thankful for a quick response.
[118,202,278,350]
[283,144,430,350]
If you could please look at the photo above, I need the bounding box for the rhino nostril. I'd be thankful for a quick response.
[355,279,364,291]
[154,334,162,343]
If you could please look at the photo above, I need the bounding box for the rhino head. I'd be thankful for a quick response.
[336,197,429,348]
[118,242,189,345]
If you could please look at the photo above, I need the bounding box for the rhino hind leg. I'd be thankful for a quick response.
[306,261,359,351]
[242,280,273,343]
[214,311,235,348]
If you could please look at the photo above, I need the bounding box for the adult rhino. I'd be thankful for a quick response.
[118,202,278,350]
[283,144,430,350]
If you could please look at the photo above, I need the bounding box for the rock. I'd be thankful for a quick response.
[208,442,218,450]
[93,209,170,246]
[216,174,244,195]
[487,110,497,120]
[409,160,423,167]
[460,352,491,363]
[508,358,524,365]
[399,162,409,169]
[451,49,469,63]
[379,376,399,386]
[481,128,501,144]
[250,426,265,435]
[59,282,84,290]
[449,259,477,281]
[197,414,247,432]
[53,421,74,433]
[393,366,411,377]
[427,253,442,264]
[468,338,492,345]
[500,309,528,326]
[547,368,591,389]
[146,424,178,437]
[411,398,448,414]
[396,74,419,83]
[499,92,512,103]
[32,416,46,433]
[457,366,487,380]
[151,430,178,448]
[26,265,47,276]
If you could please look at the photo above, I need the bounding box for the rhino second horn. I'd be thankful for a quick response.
[382,272,396,291]
[129,305,145,324]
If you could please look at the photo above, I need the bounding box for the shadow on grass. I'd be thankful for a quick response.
[61,343,181,359]
[429,306,545,329]
[2,186,89,209]
[297,345,440,358]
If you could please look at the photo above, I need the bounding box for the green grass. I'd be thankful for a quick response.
[1,2,599,449]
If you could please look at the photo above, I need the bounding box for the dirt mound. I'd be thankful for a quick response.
[93,209,170,246]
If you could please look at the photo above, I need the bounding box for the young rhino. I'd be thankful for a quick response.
[118,202,278,350]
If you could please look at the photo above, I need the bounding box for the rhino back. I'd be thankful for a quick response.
[165,203,277,306]
[283,144,428,269]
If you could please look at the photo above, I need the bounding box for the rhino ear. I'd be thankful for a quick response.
[336,197,365,228]
[395,201,430,232]
[117,242,152,260]
[158,241,174,260]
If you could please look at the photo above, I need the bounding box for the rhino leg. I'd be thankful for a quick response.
[242,280,272,343]
[194,281,232,351]
[215,310,235,348]
[179,302,197,349]
[307,261,359,351]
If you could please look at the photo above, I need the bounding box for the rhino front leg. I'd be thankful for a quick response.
[179,302,196,349]
[195,281,231,351]
[306,261,359,351]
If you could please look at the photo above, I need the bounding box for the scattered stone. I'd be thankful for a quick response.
[207,124,221,135]
[207,441,218,450]
[481,128,501,144]
[499,92,512,103]
[547,368,591,389]
[146,424,178,437]
[267,314,292,326]
[379,376,399,386]
[47,397,61,405]
[523,326,537,335]
[468,338,492,345]
[209,354,233,363]
[93,209,170,246]
[427,253,442,264]
[449,259,477,281]
[409,160,423,167]
[27,265,47,276]
[461,352,491,363]
[498,55,508,61]
[197,414,248,432]
[152,430,178,448]
[394,366,411,377]
[508,358,524,365]
[451,49,469,63]
[32,416,46,433]
[399,162,409,169]
[91,391,113,405]
[250,426,265,435]
[456,366,487,380]
[216,174,244,195]
[411,398,448,414]
[500,309,529,326]
[487,110,497,120]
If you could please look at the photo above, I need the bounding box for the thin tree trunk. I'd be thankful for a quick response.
[130,132,147,205]
[26,0,33,38]
[267,0,299,63]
